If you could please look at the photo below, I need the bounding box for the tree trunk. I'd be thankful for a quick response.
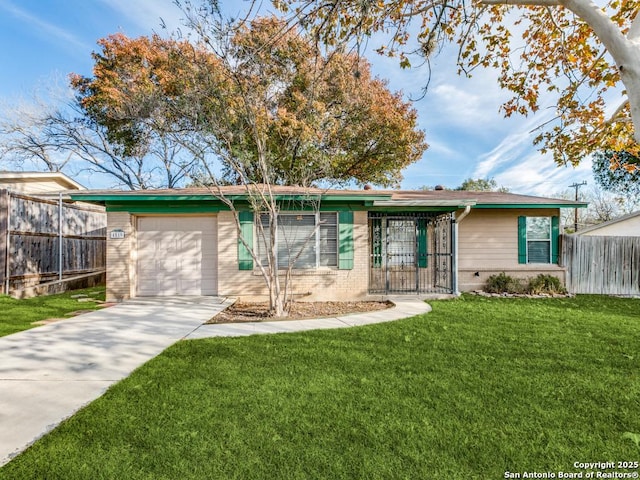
[561,0,640,142]
[268,210,288,317]
[618,47,640,143]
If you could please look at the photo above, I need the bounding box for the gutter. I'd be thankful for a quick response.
[372,200,477,208]
[455,204,472,223]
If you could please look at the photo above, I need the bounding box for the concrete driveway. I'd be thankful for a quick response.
[0,296,232,466]
[0,295,433,466]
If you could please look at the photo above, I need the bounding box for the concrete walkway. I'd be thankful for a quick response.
[186,296,431,339]
[0,295,431,466]
[0,296,232,466]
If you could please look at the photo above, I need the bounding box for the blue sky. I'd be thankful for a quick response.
[0,0,593,195]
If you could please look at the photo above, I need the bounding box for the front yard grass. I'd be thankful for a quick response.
[1,294,638,479]
[0,286,106,337]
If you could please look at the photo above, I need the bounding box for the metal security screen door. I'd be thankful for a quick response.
[369,213,454,294]
[385,218,417,292]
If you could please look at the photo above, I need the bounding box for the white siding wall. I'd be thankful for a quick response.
[581,216,640,236]
[457,208,565,291]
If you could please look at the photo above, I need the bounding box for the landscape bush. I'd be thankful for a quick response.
[485,273,566,295]
[484,272,526,294]
[527,274,567,295]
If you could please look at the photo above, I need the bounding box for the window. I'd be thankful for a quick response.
[526,217,551,263]
[258,213,338,269]
[518,216,559,264]
[319,213,338,266]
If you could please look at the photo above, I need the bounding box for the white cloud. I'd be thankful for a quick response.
[100,0,274,34]
[0,0,91,51]
[473,129,533,179]
[423,137,457,157]
[98,0,185,34]
[367,32,597,197]
[430,84,487,127]
[494,151,592,196]
[455,101,596,197]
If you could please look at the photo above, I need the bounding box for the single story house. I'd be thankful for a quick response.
[69,185,587,302]
[577,210,640,236]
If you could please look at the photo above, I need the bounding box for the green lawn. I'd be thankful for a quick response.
[1,295,638,479]
[0,286,106,337]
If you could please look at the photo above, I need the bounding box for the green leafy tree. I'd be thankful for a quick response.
[456,177,510,192]
[592,150,640,198]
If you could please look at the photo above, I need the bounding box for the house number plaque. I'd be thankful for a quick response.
[110,229,125,239]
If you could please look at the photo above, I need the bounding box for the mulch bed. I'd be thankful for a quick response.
[207,300,393,324]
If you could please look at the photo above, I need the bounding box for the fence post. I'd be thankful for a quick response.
[0,190,8,293]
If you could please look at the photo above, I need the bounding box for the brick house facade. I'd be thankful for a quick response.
[70,186,586,302]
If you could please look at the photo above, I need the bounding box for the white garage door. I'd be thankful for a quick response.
[136,216,217,296]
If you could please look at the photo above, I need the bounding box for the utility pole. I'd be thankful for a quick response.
[568,181,587,232]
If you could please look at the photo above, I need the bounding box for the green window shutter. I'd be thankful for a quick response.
[551,215,560,264]
[417,218,428,268]
[238,211,254,270]
[338,211,354,270]
[517,216,527,264]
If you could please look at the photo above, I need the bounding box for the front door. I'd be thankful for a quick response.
[368,213,454,294]
[386,219,417,292]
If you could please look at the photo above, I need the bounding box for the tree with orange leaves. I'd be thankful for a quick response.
[71,18,426,188]
[276,0,640,171]
[72,12,427,315]
[71,33,218,160]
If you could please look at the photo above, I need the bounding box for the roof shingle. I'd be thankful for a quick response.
[69,185,587,207]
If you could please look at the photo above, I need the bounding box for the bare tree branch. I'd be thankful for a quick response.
[479,0,560,5]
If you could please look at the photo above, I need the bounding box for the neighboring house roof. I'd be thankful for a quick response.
[0,171,85,192]
[69,185,587,209]
[577,210,640,236]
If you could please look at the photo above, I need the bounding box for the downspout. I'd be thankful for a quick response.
[453,205,472,295]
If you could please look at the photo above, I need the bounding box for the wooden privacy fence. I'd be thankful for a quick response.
[562,234,640,295]
[0,189,106,293]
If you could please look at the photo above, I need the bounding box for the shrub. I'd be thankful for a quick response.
[485,273,525,294]
[527,274,567,295]
[484,273,567,295]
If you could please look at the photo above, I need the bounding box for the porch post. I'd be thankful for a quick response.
[452,205,472,296]
[452,217,459,295]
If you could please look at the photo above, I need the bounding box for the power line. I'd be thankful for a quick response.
[568,181,587,232]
